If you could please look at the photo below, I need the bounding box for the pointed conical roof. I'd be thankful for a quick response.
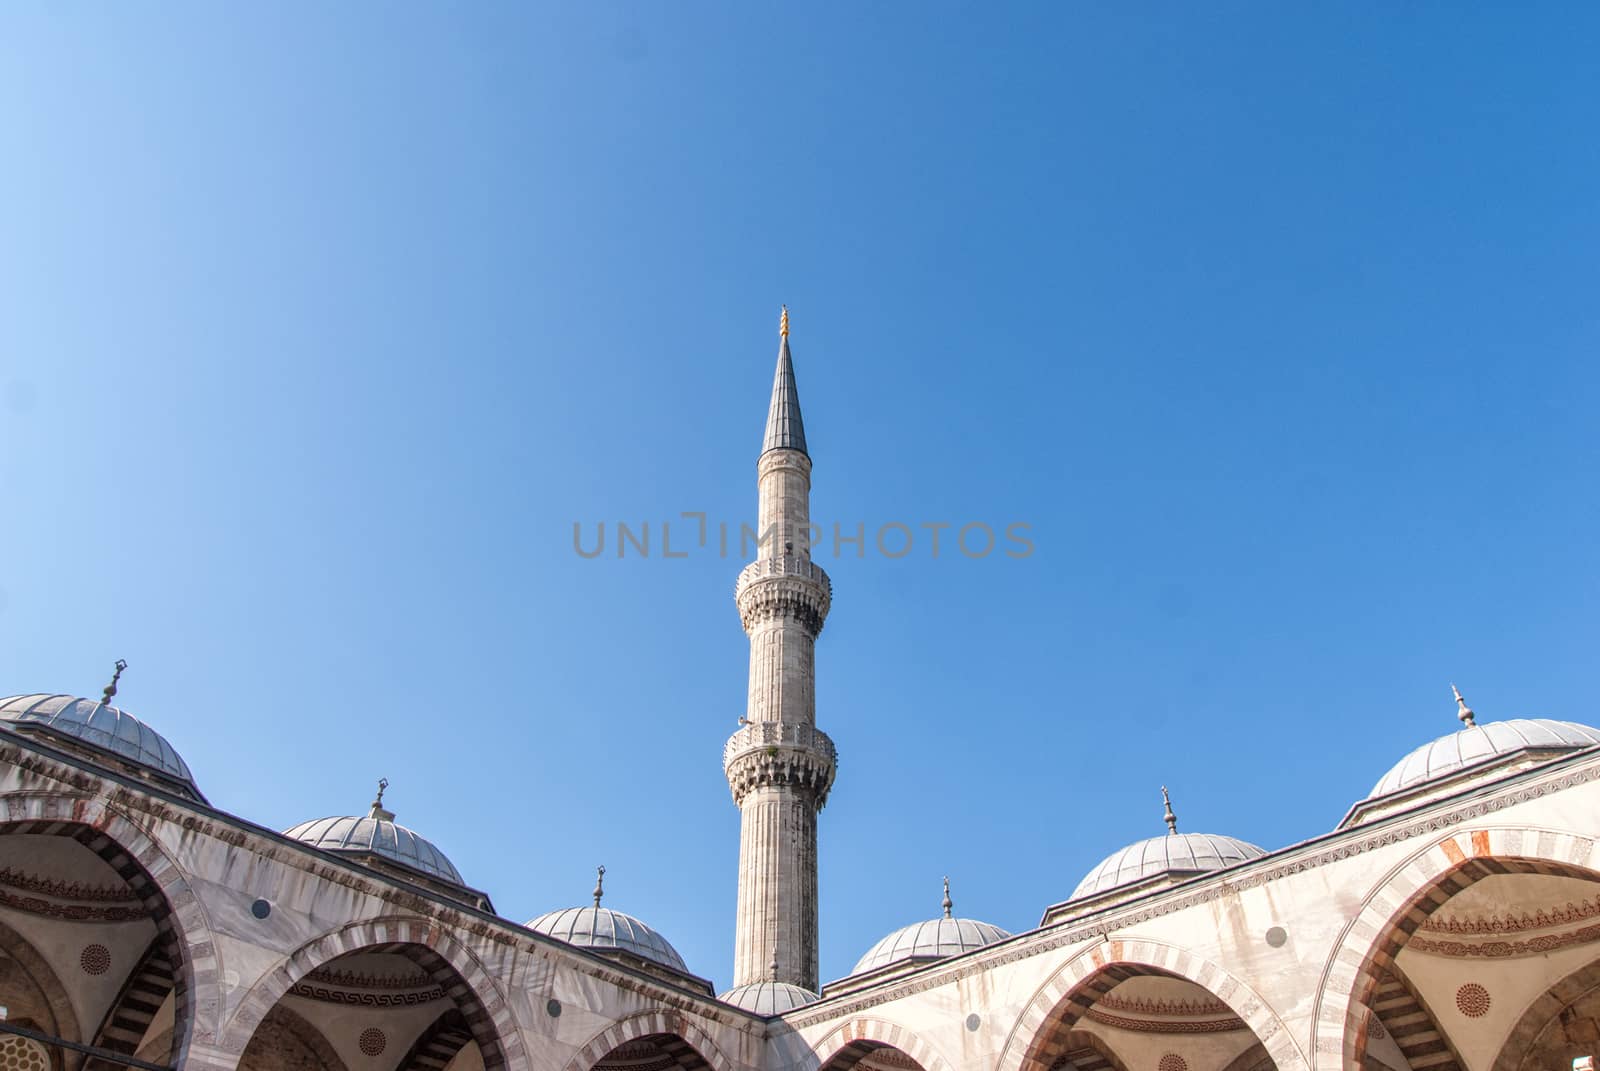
[762,313,808,457]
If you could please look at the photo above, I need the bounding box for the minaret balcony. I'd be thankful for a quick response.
[734,557,832,633]
[723,721,838,808]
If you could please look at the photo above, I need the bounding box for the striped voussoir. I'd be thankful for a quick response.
[1314,827,1600,1071]
[83,937,175,1069]
[395,1008,476,1071]
[1364,966,1464,1071]
[567,1010,734,1071]
[1050,1030,1130,1071]
[1001,938,1309,1071]
[809,1017,954,1071]
[0,791,219,1065]
[222,915,524,1071]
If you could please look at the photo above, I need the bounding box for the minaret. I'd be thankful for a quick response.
[725,308,836,991]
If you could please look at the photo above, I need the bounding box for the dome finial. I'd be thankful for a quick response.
[101,659,127,707]
[941,875,953,919]
[593,864,606,908]
[780,305,789,338]
[1452,683,1476,727]
[1161,785,1178,835]
[368,778,394,821]
[769,947,780,981]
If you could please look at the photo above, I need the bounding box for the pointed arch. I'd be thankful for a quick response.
[1055,1030,1131,1071]
[395,1008,475,1071]
[221,915,525,1071]
[0,791,221,1067]
[809,1017,955,1071]
[1489,953,1600,1071]
[1311,825,1600,1071]
[0,915,80,1058]
[84,936,176,1067]
[564,1010,734,1071]
[239,1003,349,1071]
[997,937,1309,1071]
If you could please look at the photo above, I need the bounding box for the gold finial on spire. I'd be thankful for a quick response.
[941,876,953,920]
[101,659,127,707]
[779,305,789,338]
[1161,786,1178,835]
[593,865,606,908]
[1452,684,1476,728]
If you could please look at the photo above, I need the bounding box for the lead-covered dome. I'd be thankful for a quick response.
[719,980,819,1015]
[1071,832,1266,901]
[283,780,489,910]
[284,813,464,884]
[1369,718,1600,799]
[527,906,689,973]
[852,916,1011,975]
[850,880,1011,977]
[0,693,202,800]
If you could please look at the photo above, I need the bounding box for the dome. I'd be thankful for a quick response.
[527,906,689,973]
[0,694,200,796]
[285,813,465,885]
[851,916,1011,976]
[719,980,819,1015]
[1071,832,1266,901]
[1369,718,1600,799]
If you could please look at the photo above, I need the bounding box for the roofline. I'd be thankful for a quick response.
[1335,742,1589,828]
[777,744,1600,1025]
[0,733,736,1010]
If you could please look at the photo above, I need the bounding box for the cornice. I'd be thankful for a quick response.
[782,752,1600,1029]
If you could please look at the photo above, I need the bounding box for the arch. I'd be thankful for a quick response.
[1055,1030,1131,1071]
[1312,825,1600,1071]
[238,1003,349,1071]
[1217,1042,1273,1071]
[565,1010,735,1071]
[998,938,1308,1071]
[221,915,525,1071]
[0,791,221,1066]
[809,1017,955,1071]
[85,935,176,1066]
[395,1008,475,1071]
[1489,954,1600,1071]
[0,915,81,1059]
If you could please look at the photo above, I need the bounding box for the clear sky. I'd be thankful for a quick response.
[2,5,1597,991]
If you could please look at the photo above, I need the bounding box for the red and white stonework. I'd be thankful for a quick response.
[3,319,1600,1071]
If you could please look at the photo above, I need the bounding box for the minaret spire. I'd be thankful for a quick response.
[762,307,808,457]
[726,309,835,991]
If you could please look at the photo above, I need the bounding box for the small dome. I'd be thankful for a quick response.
[1071,833,1266,901]
[285,814,465,885]
[719,980,819,1015]
[851,917,1011,976]
[1369,718,1600,799]
[527,906,689,973]
[0,694,200,796]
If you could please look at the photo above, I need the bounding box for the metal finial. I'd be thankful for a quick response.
[941,876,953,920]
[593,865,606,908]
[1161,785,1178,835]
[368,777,395,821]
[780,305,789,338]
[101,659,127,707]
[769,948,779,981]
[1452,684,1476,728]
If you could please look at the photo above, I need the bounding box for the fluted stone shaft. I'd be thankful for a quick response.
[727,330,835,992]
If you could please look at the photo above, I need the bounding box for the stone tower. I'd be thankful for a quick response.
[724,308,837,991]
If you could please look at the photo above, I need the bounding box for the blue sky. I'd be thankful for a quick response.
[2,5,1597,990]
